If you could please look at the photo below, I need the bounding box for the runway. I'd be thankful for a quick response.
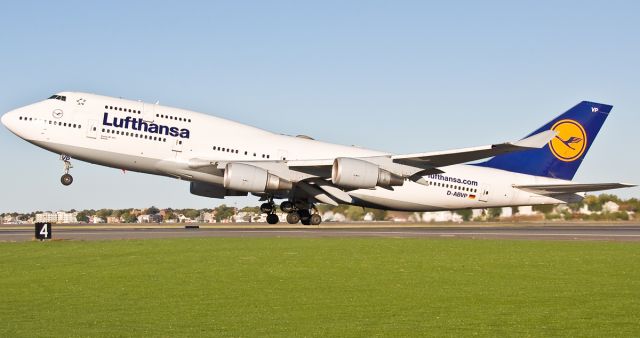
[2,224,640,242]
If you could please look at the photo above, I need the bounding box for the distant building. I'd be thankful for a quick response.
[387,211,411,222]
[199,212,214,223]
[106,216,121,224]
[602,201,620,213]
[500,207,513,218]
[472,209,486,220]
[2,215,18,224]
[422,211,462,223]
[35,211,78,224]
[363,212,374,222]
[579,204,592,215]
[518,206,536,216]
[35,212,58,223]
[138,214,163,223]
[322,211,346,222]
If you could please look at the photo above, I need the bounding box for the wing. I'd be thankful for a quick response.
[392,130,556,169]
[514,183,636,195]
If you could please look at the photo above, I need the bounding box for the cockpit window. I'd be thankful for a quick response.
[47,95,67,101]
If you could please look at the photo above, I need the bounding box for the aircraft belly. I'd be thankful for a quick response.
[29,140,164,176]
[349,182,453,212]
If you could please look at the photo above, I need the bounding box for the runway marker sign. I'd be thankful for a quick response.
[35,222,52,240]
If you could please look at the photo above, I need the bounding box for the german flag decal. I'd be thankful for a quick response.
[469,194,476,199]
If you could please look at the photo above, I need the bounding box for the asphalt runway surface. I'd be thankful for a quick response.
[2,224,640,242]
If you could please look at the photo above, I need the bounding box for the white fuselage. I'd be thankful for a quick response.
[2,92,580,211]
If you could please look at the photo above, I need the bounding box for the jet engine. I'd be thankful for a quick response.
[223,163,292,192]
[190,182,248,198]
[331,157,404,189]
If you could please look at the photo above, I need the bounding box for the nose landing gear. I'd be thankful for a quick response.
[60,155,73,186]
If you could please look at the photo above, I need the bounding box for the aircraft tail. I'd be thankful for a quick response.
[476,101,612,180]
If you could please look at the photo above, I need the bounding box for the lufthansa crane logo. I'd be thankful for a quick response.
[549,119,587,162]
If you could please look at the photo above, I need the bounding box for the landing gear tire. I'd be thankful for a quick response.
[61,174,73,186]
[280,201,295,213]
[310,213,322,225]
[266,213,279,225]
[298,210,311,225]
[286,212,300,224]
[260,203,274,214]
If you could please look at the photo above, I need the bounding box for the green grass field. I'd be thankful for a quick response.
[1,237,639,337]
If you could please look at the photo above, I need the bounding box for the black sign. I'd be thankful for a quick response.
[35,222,52,240]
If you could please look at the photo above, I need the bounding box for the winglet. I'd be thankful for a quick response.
[512,130,557,148]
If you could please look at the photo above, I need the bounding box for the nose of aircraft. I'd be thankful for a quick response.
[2,109,19,132]
[1,110,10,128]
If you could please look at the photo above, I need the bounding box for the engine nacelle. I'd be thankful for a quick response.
[331,157,404,189]
[223,163,292,193]
[190,182,248,198]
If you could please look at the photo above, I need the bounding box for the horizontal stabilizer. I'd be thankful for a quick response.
[514,183,636,195]
[392,130,555,169]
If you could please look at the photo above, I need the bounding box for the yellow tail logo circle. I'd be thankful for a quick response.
[549,119,587,162]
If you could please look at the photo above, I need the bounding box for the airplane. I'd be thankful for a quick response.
[1,92,634,225]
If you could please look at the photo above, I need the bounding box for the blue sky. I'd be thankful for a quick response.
[1,1,638,212]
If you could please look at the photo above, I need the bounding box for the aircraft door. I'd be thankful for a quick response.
[142,102,156,122]
[86,119,98,139]
[172,139,183,153]
[40,119,49,140]
[278,149,288,161]
[478,185,490,202]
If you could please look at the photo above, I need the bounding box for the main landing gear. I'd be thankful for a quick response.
[260,198,322,225]
[60,154,73,186]
[261,198,279,225]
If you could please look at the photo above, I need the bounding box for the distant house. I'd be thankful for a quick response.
[602,201,620,213]
[2,215,18,224]
[518,206,536,216]
[472,209,486,220]
[387,211,411,222]
[106,216,121,224]
[422,211,462,223]
[500,207,513,218]
[137,214,163,223]
[199,212,214,223]
[322,211,346,222]
[579,204,592,215]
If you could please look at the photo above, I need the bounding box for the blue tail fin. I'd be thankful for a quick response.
[477,101,612,180]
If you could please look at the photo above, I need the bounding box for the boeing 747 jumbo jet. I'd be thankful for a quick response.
[2,92,634,224]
